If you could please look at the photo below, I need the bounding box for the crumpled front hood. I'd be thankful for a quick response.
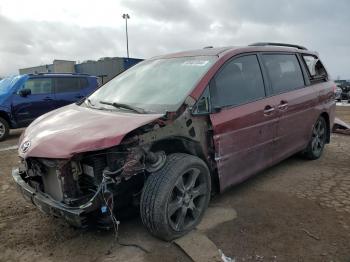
[19,104,163,159]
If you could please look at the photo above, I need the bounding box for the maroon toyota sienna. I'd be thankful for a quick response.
[13,43,336,240]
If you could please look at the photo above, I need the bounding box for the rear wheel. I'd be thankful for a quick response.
[140,153,211,241]
[303,117,327,160]
[0,117,9,141]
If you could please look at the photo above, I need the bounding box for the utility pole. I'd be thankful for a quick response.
[122,13,130,58]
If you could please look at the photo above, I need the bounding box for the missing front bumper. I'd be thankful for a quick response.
[12,168,95,228]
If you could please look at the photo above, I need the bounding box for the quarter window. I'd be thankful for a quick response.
[262,54,304,94]
[210,55,265,108]
[302,55,327,80]
[54,77,81,93]
[23,78,53,94]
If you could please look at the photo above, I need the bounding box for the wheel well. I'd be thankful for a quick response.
[149,138,220,193]
[150,138,206,161]
[320,112,330,143]
[0,111,11,128]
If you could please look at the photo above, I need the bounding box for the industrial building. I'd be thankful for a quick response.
[19,57,143,84]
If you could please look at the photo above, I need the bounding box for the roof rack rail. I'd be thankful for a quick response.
[31,72,90,76]
[249,42,307,50]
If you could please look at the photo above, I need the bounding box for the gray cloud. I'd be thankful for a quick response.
[0,0,349,79]
[209,0,350,24]
[121,0,211,29]
[0,14,125,76]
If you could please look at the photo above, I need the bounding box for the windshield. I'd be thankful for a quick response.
[0,76,21,96]
[87,56,217,113]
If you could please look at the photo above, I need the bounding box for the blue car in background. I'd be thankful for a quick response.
[0,73,98,141]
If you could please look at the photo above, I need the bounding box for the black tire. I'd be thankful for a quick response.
[140,153,211,241]
[0,117,9,142]
[302,117,327,160]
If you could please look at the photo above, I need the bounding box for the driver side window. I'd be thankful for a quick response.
[210,55,266,109]
[22,78,53,94]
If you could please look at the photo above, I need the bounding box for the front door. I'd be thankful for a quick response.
[209,54,279,191]
[11,78,55,127]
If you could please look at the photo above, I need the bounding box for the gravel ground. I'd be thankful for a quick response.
[0,108,349,262]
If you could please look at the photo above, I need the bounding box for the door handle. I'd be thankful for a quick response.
[263,105,275,116]
[278,100,288,111]
[44,97,53,101]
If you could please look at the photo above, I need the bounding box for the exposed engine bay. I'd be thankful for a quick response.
[18,144,167,227]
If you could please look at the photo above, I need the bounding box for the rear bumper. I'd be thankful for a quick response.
[12,168,91,227]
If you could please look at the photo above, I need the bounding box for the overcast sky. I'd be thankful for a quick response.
[0,0,349,78]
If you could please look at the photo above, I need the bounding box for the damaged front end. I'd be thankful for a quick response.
[13,142,167,228]
[12,94,213,229]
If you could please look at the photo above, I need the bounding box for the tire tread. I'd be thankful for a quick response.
[140,153,210,240]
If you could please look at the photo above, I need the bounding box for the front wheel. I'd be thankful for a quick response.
[0,117,9,141]
[140,153,211,241]
[302,117,327,160]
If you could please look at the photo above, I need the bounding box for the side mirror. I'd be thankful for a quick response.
[19,88,31,97]
[195,96,210,113]
[192,86,211,115]
[213,106,222,113]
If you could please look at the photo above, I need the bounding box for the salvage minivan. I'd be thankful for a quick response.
[13,43,335,241]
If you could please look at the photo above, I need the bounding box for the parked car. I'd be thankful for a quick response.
[335,81,350,102]
[335,85,342,101]
[343,89,350,102]
[13,43,335,241]
[0,73,98,141]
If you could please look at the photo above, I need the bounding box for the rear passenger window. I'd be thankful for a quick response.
[54,77,81,93]
[262,54,304,94]
[302,55,327,80]
[23,78,53,94]
[210,55,265,108]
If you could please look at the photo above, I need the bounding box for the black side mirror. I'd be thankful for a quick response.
[213,106,222,113]
[195,96,209,113]
[19,88,31,97]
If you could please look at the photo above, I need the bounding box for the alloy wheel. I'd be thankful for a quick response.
[167,167,208,232]
[311,118,326,155]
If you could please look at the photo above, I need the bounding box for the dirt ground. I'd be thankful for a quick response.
[336,104,350,123]
[0,107,350,262]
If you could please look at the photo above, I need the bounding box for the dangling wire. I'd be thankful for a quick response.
[101,175,150,254]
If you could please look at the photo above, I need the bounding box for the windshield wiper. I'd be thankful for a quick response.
[82,98,104,110]
[99,101,147,114]
[85,98,94,107]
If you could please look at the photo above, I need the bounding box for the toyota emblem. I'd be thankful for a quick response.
[20,141,31,153]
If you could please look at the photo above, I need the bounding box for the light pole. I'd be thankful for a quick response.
[122,13,130,58]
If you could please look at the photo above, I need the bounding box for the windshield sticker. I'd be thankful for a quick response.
[182,60,209,66]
